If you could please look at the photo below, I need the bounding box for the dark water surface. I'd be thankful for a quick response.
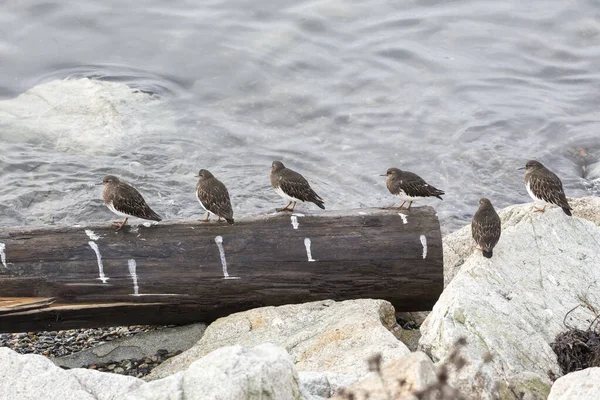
[1,0,599,233]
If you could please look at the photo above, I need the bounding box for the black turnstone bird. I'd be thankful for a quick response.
[100,175,162,231]
[471,198,501,259]
[518,160,572,216]
[382,168,445,209]
[270,161,325,212]
[195,169,234,224]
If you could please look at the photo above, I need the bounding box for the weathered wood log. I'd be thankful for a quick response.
[0,207,443,332]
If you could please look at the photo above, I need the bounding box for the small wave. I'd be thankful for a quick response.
[35,63,191,98]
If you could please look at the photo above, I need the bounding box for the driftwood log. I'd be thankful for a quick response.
[0,207,443,333]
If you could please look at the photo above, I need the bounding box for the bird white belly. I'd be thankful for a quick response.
[275,186,303,203]
[395,190,422,202]
[106,202,133,218]
[525,182,546,204]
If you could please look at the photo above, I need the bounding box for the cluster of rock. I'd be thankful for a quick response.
[1,197,600,399]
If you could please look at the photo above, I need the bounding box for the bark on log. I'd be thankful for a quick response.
[0,207,443,332]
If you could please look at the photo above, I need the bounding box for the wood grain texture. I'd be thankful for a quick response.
[0,207,443,332]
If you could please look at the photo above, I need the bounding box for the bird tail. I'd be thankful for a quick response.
[148,209,162,221]
[562,207,572,216]
[433,188,444,200]
[309,192,325,209]
[482,250,493,259]
[226,218,234,225]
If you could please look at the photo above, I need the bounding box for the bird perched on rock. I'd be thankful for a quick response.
[195,169,234,224]
[471,198,501,259]
[382,168,445,209]
[100,175,162,231]
[270,161,325,212]
[519,160,572,216]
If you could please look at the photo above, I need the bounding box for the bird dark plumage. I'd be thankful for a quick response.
[101,175,162,231]
[270,161,325,212]
[521,160,572,216]
[472,198,501,259]
[195,169,234,224]
[384,168,445,209]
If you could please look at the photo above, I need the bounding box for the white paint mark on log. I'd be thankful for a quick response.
[128,259,139,296]
[358,212,366,215]
[304,238,316,262]
[420,235,427,259]
[88,241,108,283]
[215,236,236,278]
[291,215,300,229]
[0,243,7,269]
[85,229,100,240]
[292,213,305,217]
[398,213,408,224]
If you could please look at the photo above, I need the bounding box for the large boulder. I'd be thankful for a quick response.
[147,299,409,381]
[124,344,308,400]
[329,352,437,400]
[0,347,142,400]
[419,202,600,399]
[548,367,600,400]
[443,196,600,286]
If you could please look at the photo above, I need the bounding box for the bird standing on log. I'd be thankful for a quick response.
[100,175,162,231]
[519,160,572,216]
[195,169,234,224]
[270,161,325,212]
[471,198,501,259]
[383,168,445,209]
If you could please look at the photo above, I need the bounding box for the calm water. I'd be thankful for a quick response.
[0,0,599,234]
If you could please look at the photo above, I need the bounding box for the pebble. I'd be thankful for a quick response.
[0,325,177,378]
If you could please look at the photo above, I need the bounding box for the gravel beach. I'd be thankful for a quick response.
[0,326,180,378]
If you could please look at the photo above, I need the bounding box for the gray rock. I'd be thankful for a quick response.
[548,368,600,400]
[147,299,409,381]
[52,323,206,369]
[443,196,600,286]
[298,371,358,398]
[124,344,307,400]
[0,347,142,400]
[329,351,437,400]
[420,203,600,399]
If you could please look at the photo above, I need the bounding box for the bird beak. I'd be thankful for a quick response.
[95,182,103,186]
[379,174,386,176]
[517,167,525,170]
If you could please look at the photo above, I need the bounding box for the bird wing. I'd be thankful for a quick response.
[529,171,571,209]
[196,179,233,220]
[113,183,162,221]
[472,211,501,251]
[401,172,445,198]
[279,170,323,203]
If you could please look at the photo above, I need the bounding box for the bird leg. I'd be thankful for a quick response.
[534,205,547,213]
[201,212,210,222]
[276,201,293,212]
[395,201,407,209]
[290,202,297,212]
[407,201,414,210]
[113,217,128,231]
